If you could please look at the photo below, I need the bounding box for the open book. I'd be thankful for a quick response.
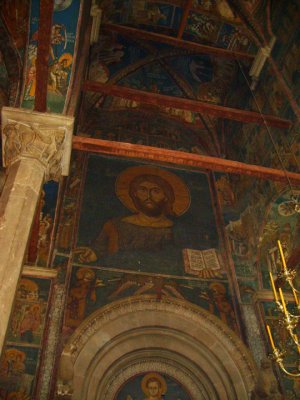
[183,248,223,278]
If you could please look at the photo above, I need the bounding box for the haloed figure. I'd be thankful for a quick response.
[145,379,162,400]
[76,166,190,263]
[141,373,167,400]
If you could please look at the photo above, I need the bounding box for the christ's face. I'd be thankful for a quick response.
[147,380,160,397]
[133,180,167,217]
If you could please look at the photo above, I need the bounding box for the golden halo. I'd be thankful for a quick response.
[141,372,167,395]
[18,278,38,292]
[58,53,73,67]
[209,282,226,294]
[5,349,26,362]
[115,166,190,216]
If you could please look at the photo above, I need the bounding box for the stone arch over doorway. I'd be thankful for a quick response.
[58,296,257,399]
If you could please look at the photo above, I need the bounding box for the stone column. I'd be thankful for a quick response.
[0,107,74,352]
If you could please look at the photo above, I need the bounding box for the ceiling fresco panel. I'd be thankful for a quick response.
[21,0,82,113]
[101,0,180,29]
[119,61,185,96]
[83,28,241,158]
[79,106,216,155]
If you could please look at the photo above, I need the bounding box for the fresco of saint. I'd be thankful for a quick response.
[76,165,190,264]
[118,371,192,399]
[0,347,38,398]
[65,268,105,327]
[121,373,168,400]
[141,373,167,400]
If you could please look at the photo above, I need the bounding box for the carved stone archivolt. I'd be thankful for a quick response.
[58,296,258,400]
[1,107,74,181]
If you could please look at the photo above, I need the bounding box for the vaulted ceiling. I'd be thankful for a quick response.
[0,0,299,174]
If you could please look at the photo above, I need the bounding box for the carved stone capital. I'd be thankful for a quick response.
[1,107,74,181]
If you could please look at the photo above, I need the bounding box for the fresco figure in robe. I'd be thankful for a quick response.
[0,349,26,378]
[65,268,105,328]
[0,348,34,399]
[141,373,167,400]
[76,166,190,264]
[24,57,37,100]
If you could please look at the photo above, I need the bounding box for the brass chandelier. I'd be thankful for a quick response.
[267,240,300,377]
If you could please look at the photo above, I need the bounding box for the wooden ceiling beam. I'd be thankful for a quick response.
[82,81,291,129]
[177,0,193,39]
[102,23,254,62]
[72,137,300,184]
[34,0,55,112]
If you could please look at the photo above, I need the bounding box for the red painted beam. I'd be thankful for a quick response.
[82,80,291,129]
[177,0,193,39]
[102,23,254,62]
[72,137,300,184]
[34,0,55,112]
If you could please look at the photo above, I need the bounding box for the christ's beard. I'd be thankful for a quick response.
[133,197,167,217]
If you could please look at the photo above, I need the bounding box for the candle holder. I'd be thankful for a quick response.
[278,268,299,293]
[266,240,300,377]
[270,347,300,377]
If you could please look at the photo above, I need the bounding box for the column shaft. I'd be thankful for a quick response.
[0,158,44,351]
[0,106,74,354]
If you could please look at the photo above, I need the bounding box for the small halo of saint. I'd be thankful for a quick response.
[141,372,167,400]
[122,372,168,400]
